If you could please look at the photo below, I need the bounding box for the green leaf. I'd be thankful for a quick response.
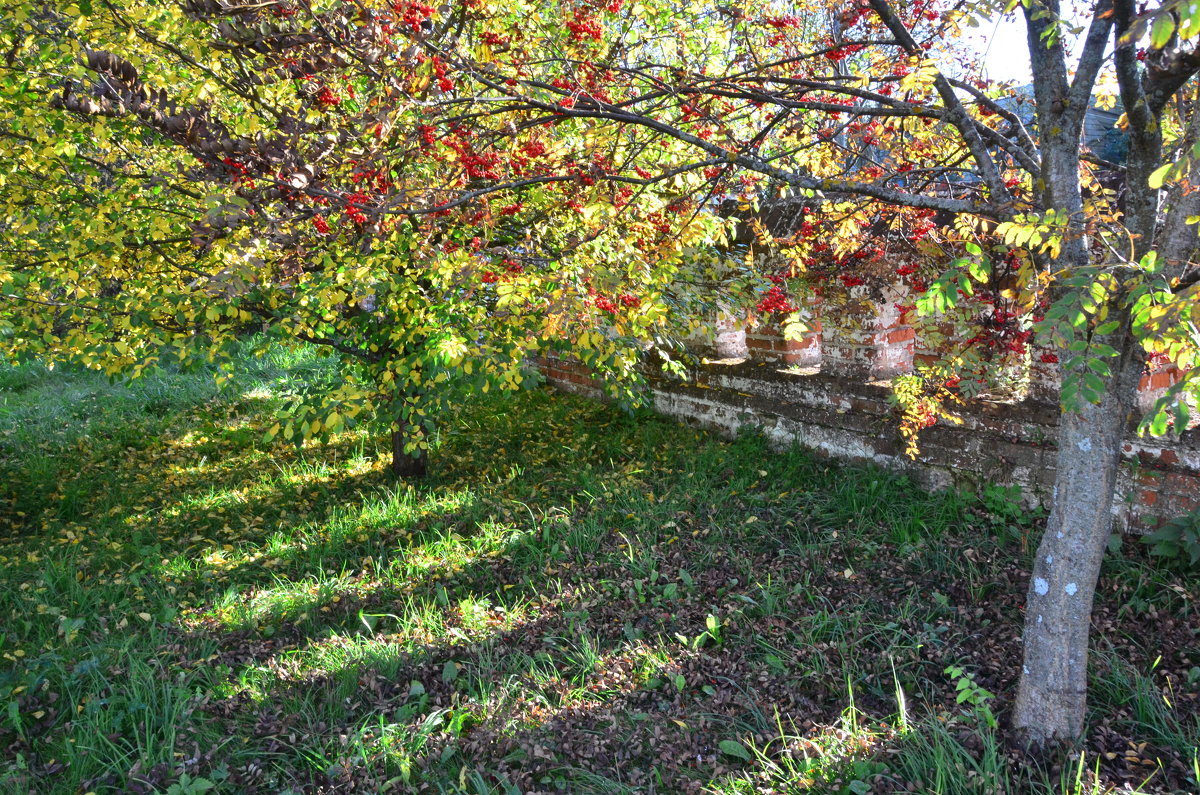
[442,660,459,683]
[718,739,752,761]
[1148,408,1170,437]
[1082,371,1106,399]
[1151,13,1176,50]
[968,258,990,283]
[1148,162,1173,190]
[1172,401,1191,432]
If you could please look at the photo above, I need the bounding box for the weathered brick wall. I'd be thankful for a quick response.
[534,320,1199,532]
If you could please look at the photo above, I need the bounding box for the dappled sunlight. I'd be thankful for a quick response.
[160,486,499,631]
[239,386,276,403]
[2,361,1197,794]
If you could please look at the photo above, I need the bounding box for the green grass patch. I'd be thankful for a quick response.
[0,350,1196,794]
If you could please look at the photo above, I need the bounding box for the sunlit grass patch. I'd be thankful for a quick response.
[0,348,1197,794]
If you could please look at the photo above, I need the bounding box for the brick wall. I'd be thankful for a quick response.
[534,316,1199,533]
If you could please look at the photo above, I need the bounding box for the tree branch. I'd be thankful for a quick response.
[867,0,1011,201]
[1066,1,1115,127]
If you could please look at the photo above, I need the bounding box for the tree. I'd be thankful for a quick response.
[356,0,1198,747]
[4,0,1199,749]
[0,0,735,477]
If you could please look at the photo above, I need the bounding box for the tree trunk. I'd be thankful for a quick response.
[391,424,427,480]
[1011,327,1143,747]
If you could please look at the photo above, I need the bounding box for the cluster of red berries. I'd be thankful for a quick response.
[756,285,797,315]
[765,15,800,29]
[444,135,502,180]
[391,0,434,33]
[509,139,550,175]
[582,284,637,314]
[905,0,941,23]
[481,259,524,284]
[837,3,872,28]
[566,11,603,41]
[221,157,255,188]
[823,41,867,62]
[314,86,341,107]
[350,166,392,194]
[343,191,370,225]
[965,305,1034,359]
[432,56,454,93]
[592,294,619,313]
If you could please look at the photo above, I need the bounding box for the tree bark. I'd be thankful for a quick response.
[391,423,427,480]
[1011,326,1143,747]
[1010,1,1128,748]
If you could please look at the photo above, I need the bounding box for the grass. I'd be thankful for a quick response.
[0,346,1197,794]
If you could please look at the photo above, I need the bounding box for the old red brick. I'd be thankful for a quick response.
[1164,472,1199,495]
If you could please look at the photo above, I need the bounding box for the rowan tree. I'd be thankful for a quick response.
[351,0,1200,748]
[0,0,735,477]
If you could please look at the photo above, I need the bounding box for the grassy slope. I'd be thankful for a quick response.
[0,350,1196,795]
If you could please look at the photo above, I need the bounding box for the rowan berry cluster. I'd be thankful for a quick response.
[566,11,603,42]
[391,0,434,33]
[756,285,797,315]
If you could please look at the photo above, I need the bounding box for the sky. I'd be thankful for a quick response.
[970,3,1109,87]
[977,13,1034,83]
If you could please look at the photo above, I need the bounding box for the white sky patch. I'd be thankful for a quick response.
[967,2,1112,91]
[977,14,1031,83]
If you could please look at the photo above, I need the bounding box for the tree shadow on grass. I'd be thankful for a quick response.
[163,525,864,794]
[158,510,1200,795]
[4,384,1198,795]
[146,479,1035,794]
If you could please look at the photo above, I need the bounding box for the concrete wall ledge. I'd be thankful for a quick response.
[535,354,1200,532]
